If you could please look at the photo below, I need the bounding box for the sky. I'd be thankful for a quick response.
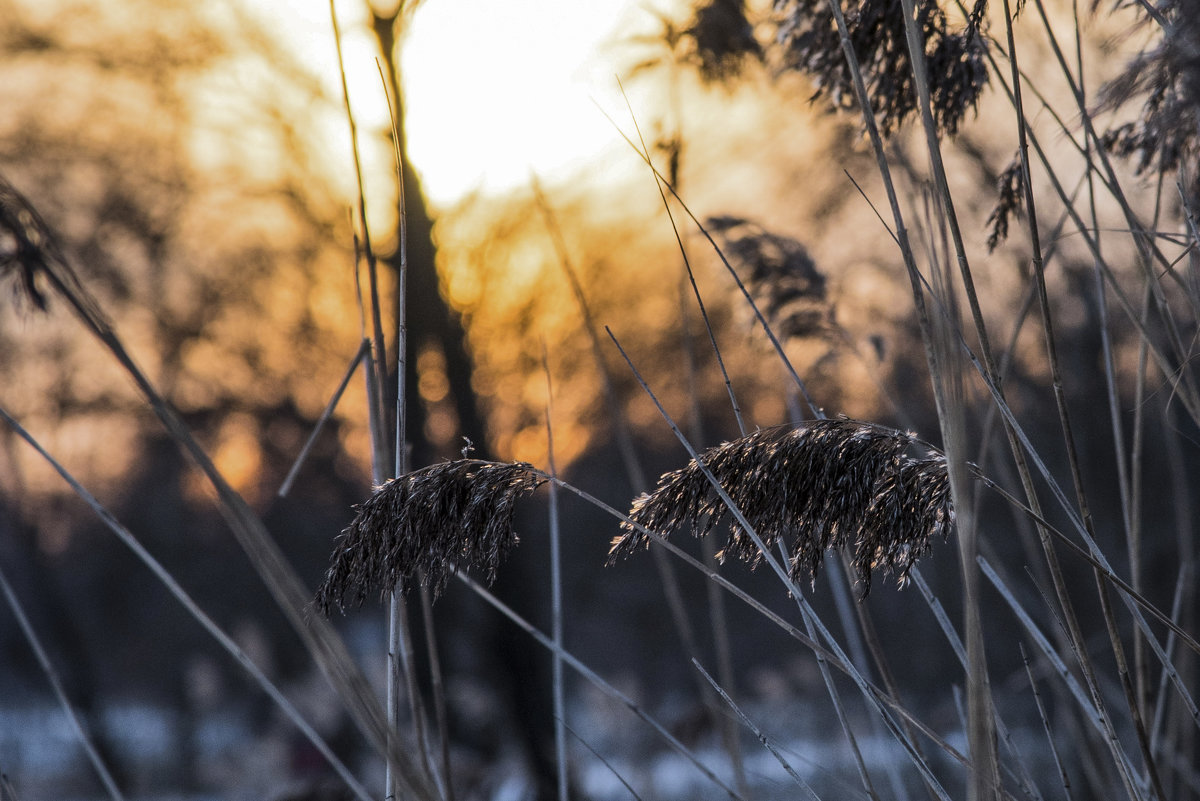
[400,0,649,205]
[262,0,659,207]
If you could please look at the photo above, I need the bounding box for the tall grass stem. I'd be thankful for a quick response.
[543,349,569,801]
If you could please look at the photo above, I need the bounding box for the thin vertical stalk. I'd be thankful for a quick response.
[543,350,569,801]
[1002,3,1163,793]
[1130,280,1150,630]
[328,0,390,463]
[1028,0,1200,420]
[377,53,436,801]
[1110,157,1169,754]
[1022,643,1074,801]
[1098,578,1167,798]
[677,275,746,793]
[382,60,408,485]
[1160,401,1197,792]
[418,584,452,801]
[1150,566,1191,754]
[790,549,880,800]
[530,178,717,728]
[386,593,420,797]
[892,7,1000,785]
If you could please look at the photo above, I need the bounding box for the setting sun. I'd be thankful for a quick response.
[248,0,657,208]
[400,0,650,205]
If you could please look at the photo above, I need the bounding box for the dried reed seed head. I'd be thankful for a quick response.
[985,154,1025,253]
[0,172,109,330]
[0,173,61,310]
[627,0,762,91]
[1100,0,1200,194]
[610,419,954,595]
[708,216,830,340]
[773,0,989,138]
[686,0,764,82]
[314,460,544,615]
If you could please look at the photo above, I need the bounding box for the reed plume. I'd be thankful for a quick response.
[0,173,103,321]
[315,460,544,615]
[1101,0,1200,192]
[985,154,1025,253]
[609,419,953,595]
[682,0,762,82]
[774,0,989,137]
[707,216,830,341]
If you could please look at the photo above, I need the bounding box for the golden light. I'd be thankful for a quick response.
[242,0,660,210]
[399,0,651,206]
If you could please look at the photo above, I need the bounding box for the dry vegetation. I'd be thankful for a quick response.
[1,0,1199,799]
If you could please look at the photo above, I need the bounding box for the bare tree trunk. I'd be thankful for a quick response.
[368,10,572,801]
[370,7,489,468]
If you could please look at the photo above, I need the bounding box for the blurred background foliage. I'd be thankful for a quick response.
[0,0,1196,797]
[0,0,370,503]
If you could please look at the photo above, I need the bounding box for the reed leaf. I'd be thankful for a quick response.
[609,419,953,595]
[315,459,544,614]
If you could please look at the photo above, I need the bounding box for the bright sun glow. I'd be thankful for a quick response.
[249,0,658,208]
[401,1,645,206]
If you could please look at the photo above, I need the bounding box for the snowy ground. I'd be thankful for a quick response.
[1,690,1011,801]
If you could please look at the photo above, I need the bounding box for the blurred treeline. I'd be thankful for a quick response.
[0,0,1196,796]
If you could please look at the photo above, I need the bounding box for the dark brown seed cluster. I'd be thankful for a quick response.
[626,0,762,95]
[1101,0,1200,196]
[0,172,109,328]
[0,172,63,310]
[986,154,1025,253]
[774,0,990,138]
[315,460,544,615]
[684,0,763,83]
[707,216,829,341]
[609,419,953,595]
